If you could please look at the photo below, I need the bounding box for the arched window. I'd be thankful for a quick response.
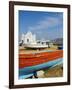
[27,38,29,43]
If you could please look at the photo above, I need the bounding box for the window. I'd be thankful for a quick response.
[27,39,29,43]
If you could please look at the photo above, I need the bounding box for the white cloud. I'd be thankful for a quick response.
[28,16,63,31]
[27,15,63,40]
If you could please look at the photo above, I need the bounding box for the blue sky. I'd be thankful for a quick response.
[19,10,63,40]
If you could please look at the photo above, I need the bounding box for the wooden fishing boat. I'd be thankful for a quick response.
[19,50,63,69]
[19,50,63,78]
[19,58,63,79]
[24,44,48,49]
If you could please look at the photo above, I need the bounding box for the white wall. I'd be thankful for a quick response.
[0,0,72,90]
[24,32,37,44]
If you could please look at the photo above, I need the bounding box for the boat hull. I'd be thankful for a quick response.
[19,58,63,79]
[24,44,48,49]
[19,50,63,68]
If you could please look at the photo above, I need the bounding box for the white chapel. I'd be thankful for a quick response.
[21,31,37,45]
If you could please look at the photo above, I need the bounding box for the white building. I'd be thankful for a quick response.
[20,31,37,45]
[19,31,53,48]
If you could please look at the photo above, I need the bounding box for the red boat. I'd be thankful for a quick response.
[19,50,63,69]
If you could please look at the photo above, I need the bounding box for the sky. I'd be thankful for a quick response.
[19,10,63,40]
